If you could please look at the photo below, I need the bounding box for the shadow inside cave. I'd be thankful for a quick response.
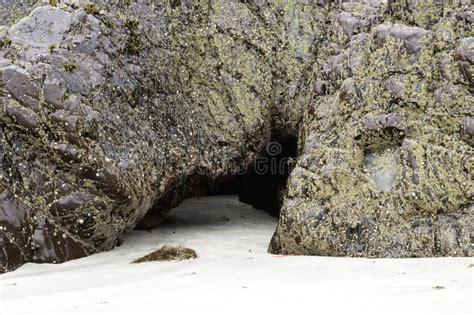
[135,137,297,230]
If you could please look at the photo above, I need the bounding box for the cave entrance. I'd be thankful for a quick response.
[222,137,298,217]
[135,137,297,230]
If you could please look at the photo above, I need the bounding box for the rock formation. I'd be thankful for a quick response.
[0,0,326,272]
[270,0,473,257]
[0,0,472,273]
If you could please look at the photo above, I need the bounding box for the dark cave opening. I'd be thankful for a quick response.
[135,137,297,230]
[224,137,298,217]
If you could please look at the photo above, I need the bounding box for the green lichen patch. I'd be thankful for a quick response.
[48,44,56,53]
[124,18,139,30]
[0,38,12,48]
[124,19,142,55]
[125,37,141,55]
[63,60,78,73]
[84,4,101,16]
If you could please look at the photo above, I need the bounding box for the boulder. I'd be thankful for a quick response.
[271,1,473,257]
[0,0,327,272]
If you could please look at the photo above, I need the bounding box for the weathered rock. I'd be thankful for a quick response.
[0,0,327,272]
[271,1,473,257]
[0,1,472,273]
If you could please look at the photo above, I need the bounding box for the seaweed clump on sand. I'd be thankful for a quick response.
[132,246,198,263]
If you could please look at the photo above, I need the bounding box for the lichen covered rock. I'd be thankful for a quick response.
[0,0,326,272]
[271,1,473,257]
[0,1,472,273]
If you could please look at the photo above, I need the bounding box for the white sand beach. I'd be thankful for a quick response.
[0,196,472,315]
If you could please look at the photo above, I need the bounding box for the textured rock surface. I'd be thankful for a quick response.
[271,1,473,257]
[0,0,326,272]
[0,1,472,273]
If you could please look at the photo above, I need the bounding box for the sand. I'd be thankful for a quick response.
[0,196,472,314]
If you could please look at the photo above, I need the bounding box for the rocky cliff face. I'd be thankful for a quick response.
[0,1,472,272]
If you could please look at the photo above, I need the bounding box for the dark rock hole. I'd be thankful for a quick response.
[232,137,298,217]
[135,137,297,230]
